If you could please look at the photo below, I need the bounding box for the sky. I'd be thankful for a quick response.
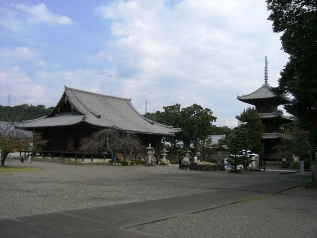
[0,0,289,127]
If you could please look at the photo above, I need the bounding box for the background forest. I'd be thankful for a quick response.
[0,104,54,122]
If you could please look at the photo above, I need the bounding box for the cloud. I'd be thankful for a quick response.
[0,47,38,67]
[0,67,120,107]
[93,0,287,127]
[0,3,72,31]
[0,0,288,128]
[0,67,48,106]
[0,46,37,59]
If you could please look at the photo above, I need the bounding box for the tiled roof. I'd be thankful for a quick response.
[236,111,294,122]
[262,133,281,139]
[1,121,32,138]
[258,112,295,121]
[237,84,276,100]
[262,133,292,140]
[237,84,290,105]
[17,86,180,136]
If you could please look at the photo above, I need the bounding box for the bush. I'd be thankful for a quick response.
[229,169,241,173]
[189,162,199,170]
[170,160,179,164]
[281,161,290,168]
[121,161,129,166]
[218,164,225,171]
[174,149,185,156]
[130,161,135,166]
[293,162,300,169]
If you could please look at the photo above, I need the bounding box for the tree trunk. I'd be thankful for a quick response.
[1,152,9,167]
[310,149,317,188]
[124,146,126,161]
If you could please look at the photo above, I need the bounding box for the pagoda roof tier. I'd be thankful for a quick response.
[236,111,295,125]
[262,133,292,140]
[16,86,180,136]
[258,112,295,124]
[237,84,290,106]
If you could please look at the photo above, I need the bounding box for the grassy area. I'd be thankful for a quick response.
[0,167,41,176]
[238,194,274,204]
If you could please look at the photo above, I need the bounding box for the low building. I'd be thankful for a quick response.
[16,86,180,160]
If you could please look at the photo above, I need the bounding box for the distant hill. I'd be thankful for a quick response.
[0,104,54,122]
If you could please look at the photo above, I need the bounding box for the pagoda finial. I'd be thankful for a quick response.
[264,56,268,85]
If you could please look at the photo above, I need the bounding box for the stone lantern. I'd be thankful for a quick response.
[161,145,169,165]
[196,149,201,161]
[146,144,154,166]
[185,149,191,161]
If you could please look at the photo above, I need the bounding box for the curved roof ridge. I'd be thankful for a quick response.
[17,86,180,136]
[65,87,101,118]
[20,116,46,124]
[65,86,131,101]
[237,84,275,99]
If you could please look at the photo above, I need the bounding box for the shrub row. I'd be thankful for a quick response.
[180,162,224,171]
[280,160,310,169]
[108,160,147,166]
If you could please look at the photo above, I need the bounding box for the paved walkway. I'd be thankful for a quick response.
[1,158,316,237]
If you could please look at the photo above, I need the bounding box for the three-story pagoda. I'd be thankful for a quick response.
[237,57,294,159]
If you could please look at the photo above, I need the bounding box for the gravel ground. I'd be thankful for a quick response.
[2,157,317,238]
[128,187,317,238]
[0,157,302,220]
[0,158,304,215]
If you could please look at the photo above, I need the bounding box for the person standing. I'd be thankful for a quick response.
[178,156,183,168]
[20,154,25,163]
[27,153,32,163]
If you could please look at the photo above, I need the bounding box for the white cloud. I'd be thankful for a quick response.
[0,47,38,67]
[0,68,119,107]
[0,8,23,31]
[12,3,72,26]
[0,1,289,128]
[0,67,48,106]
[0,47,37,60]
[0,3,72,31]
[94,0,287,127]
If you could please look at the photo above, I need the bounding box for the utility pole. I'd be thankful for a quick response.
[145,99,147,114]
[7,94,12,106]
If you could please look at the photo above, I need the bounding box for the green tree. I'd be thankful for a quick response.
[143,112,157,121]
[227,108,264,171]
[31,131,48,155]
[80,129,144,162]
[0,104,54,122]
[227,127,244,170]
[210,125,233,136]
[155,103,217,149]
[274,126,310,166]
[0,122,30,166]
[267,0,317,187]
[238,107,265,154]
